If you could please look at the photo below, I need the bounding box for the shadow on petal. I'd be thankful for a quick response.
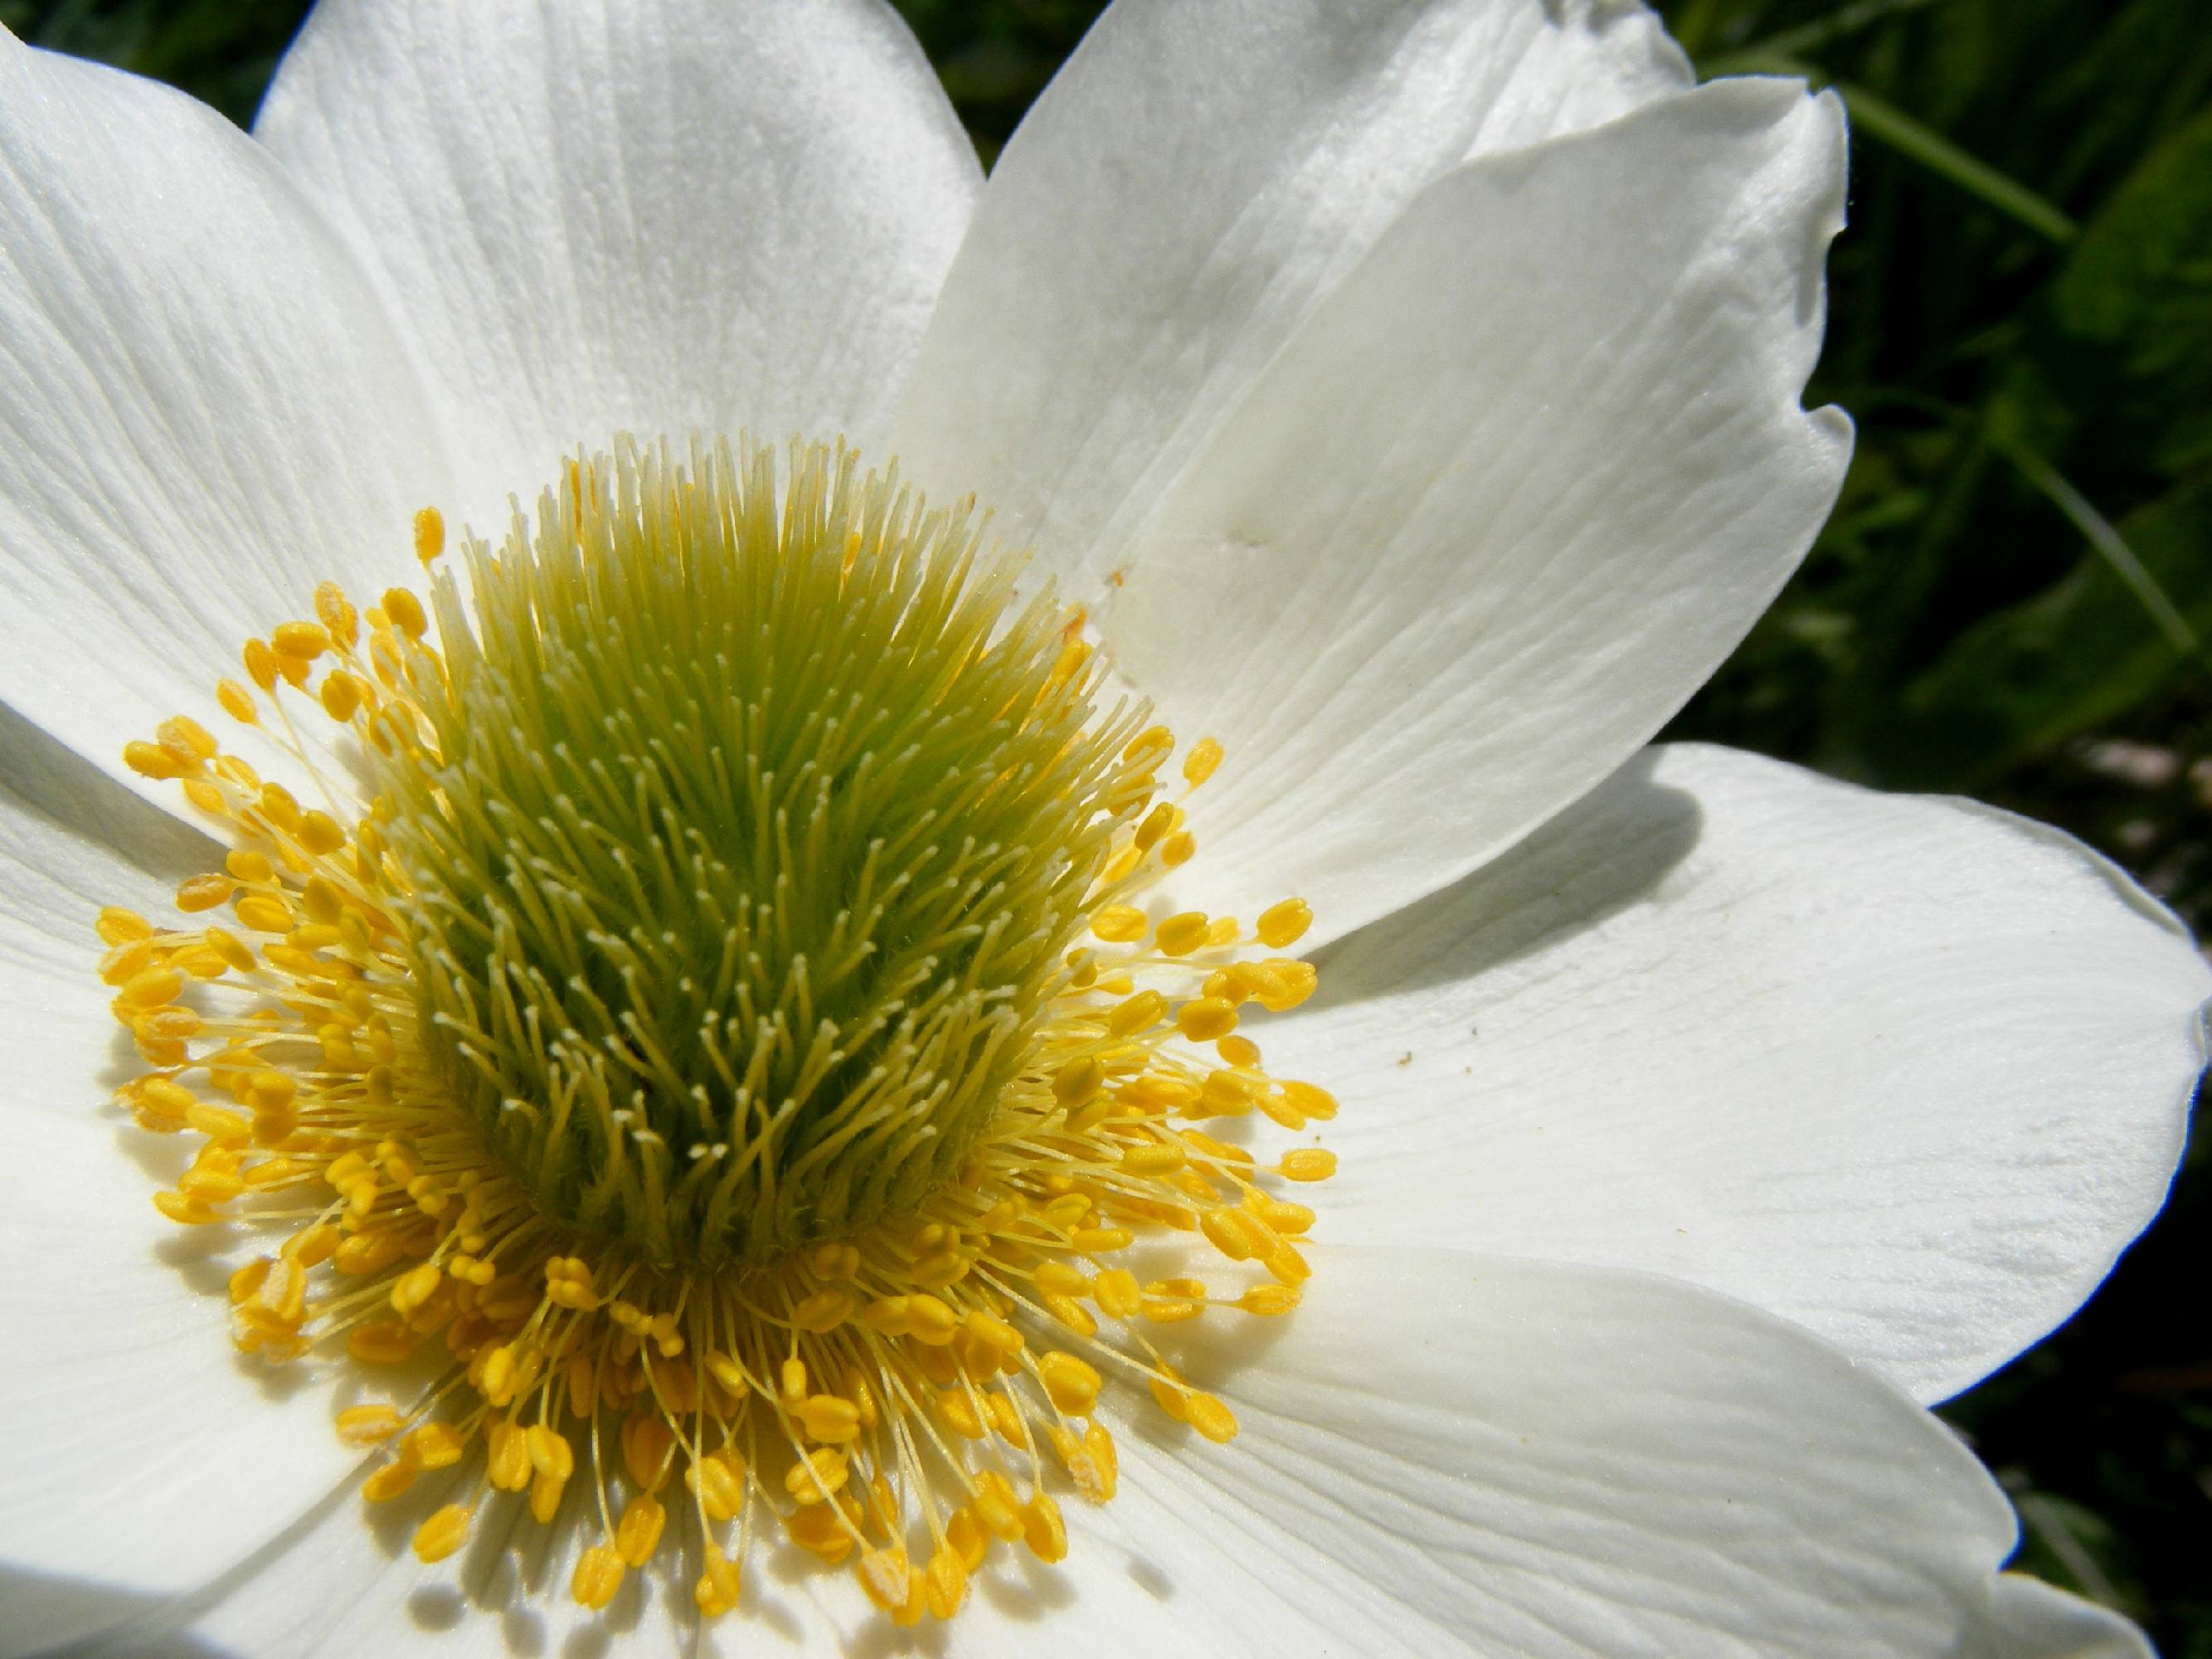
[1305,748,1701,1006]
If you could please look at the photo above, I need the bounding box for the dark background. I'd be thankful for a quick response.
[7,0,2206,1647]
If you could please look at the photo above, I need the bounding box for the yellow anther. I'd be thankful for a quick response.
[790,1288,855,1333]
[1159,830,1197,867]
[335,1233,405,1278]
[786,1501,855,1562]
[300,876,342,925]
[94,907,153,946]
[1033,1261,1090,1298]
[241,637,279,693]
[1122,725,1173,766]
[1091,1267,1142,1321]
[1195,1069,1257,1117]
[1264,1240,1312,1287]
[1038,1352,1102,1415]
[622,1414,675,1492]
[860,1294,912,1335]
[389,1262,442,1316]
[1091,905,1147,943]
[1118,1139,1187,1175]
[1107,989,1167,1038]
[1217,1034,1262,1068]
[299,810,347,857]
[1022,1494,1067,1564]
[271,621,331,661]
[1281,1079,1339,1121]
[1043,1293,1098,1337]
[289,1224,340,1267]
[335,1404,406,1447]
[695,1546,742,1618]
[1247,1190,1315,1234]
[688,1448,746,1521]
[615,1494,667,1568]
[246,1070,298,1111]
[401,1422,466,1471]
[926,1546,970,1619]
[1256,898,1313,949]
[1052,1056,1106,1110]
[216,679,258,724]
[185,1102,250,1143]
[785,1447,850,1503]
[484,1423,531,1491]
[1185,1392,1239,1443]
[701,1351,749,1403]
[234,895,292,933]
[1198,1206,1258,1262]
[155,715,217,761]
[1154,912,1209,957]
[571,1544,625,1611]
[98,938,156,987]
[1133,801,1176,851]
[1251,958,1319,1011]
[116,966,182,1011]
[255,781,302,834]
[224,848,275,884]
[348,1321,416,1366]
[1175,996,1238,1042]
[935,1389,986,1440]
[906,1293,960,1345]
[1181,737,1223,787]
[509,1426,568,1491]
[376,589,426,646]
[412,507,445,566]
[226,1258,271,1306]
[779,1355,809,1405]
[360,1460,419,1503]
[1240,1283,1303,1316]
[314,580,360,648]
[794,1393,862,1444]
[963,1308,1024,1356]
[173,873,236,914]
[1279,1148,1337,1182]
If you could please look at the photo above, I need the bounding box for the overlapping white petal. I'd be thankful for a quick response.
[1031,1248,2025,1658]
[1106,77,1850,941]
[255,0,982,538]
[1260,743,2210,1403]
[1957,1574,2155,1659]
[0,30,453,815]
[0,716,361,1657]
[893,0,1689,581]
[77,1246,2040,1658]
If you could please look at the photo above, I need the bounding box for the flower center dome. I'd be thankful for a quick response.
[102,436,1338,1628]
[385,441,1135,1267]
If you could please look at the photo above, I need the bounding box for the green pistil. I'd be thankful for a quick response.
[372,437,1149,1267]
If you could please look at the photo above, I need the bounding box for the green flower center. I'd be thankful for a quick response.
[375,439,1141,1267]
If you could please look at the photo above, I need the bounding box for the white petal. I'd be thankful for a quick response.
[87,1245,2030,1659]
[1957,1575,2153,1659]
[80,1454,877,1657]
[975,1247,2020,1657]
[1107,77,1851,941]
[0,722,358,1655]
[0,32,455,812]
[1259,743,2210,1403]
[892,0,1689,579]
[255,0,982,532]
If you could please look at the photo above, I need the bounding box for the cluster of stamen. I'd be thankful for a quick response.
[100,437,1335,1627]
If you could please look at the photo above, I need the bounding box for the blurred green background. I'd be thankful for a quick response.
[6,0,2206,1647]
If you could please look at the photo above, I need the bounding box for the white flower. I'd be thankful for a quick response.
[0,2,2202,1657]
